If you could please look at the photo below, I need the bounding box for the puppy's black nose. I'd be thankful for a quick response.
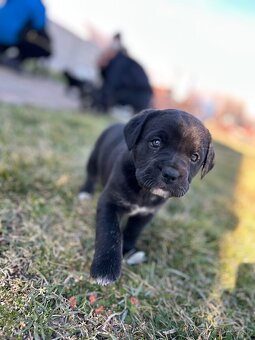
[162,167,180,182]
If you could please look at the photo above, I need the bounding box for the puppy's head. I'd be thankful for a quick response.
[124,109,215,198]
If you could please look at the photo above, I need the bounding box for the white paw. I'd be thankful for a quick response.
[94,276,116,286]
[125,250,146,265]
[78,192,92,201]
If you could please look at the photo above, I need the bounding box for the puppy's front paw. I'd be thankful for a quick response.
[90,253,122,286]
[78,191,92,201]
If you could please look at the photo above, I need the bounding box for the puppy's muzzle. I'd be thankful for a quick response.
[155,162,190,197]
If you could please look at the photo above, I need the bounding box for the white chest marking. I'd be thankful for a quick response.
[128,205,156,216]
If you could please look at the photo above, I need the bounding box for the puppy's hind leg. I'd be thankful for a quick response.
[78,148,98,200]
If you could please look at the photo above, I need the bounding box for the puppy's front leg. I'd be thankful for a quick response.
[90,192,122,285]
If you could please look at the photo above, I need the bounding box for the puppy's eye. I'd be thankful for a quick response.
[150,138,161,148]
[191,153,200,162]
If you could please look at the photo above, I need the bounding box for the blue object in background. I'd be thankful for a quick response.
[0,0,46,45]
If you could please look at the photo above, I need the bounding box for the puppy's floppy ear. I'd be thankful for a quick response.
[124,109,155,150]
[201,135,215,179]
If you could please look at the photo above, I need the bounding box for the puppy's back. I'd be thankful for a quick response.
[93,124,126,186]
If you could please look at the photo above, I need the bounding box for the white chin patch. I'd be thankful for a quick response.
[78,192,92,201]
[150,188,169,199]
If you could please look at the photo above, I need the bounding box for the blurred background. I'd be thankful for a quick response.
[1,1,255,337]
[0,0,255,146]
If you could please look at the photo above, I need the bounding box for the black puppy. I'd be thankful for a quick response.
[63,70,95,109]
[79,109,215,285]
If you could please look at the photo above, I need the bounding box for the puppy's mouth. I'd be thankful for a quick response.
[150,185,189,198]
[150,187,170,199]
[136,170,189,198]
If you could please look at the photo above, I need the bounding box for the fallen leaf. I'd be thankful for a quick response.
[88,293,97,304]
[130,296,140,305]
[68,296,77,309]
[95,305,105,315]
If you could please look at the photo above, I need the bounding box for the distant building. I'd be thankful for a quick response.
[45,21,101,82]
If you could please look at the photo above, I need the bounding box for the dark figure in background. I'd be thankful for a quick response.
[64,33,153,114]
[0,0,52,70]
[96,33,153,112]
[96,50,153,113]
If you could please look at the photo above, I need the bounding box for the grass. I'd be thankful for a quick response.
[0,104,254,339]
